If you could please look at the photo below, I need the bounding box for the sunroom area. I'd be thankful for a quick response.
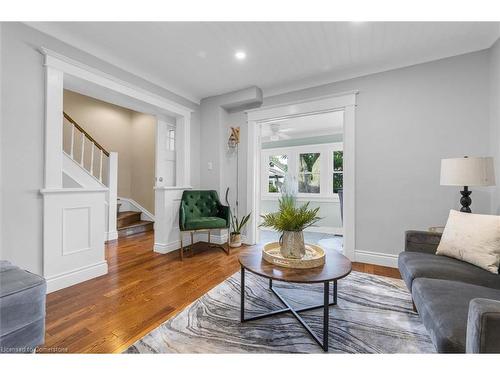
[258,111,345,254]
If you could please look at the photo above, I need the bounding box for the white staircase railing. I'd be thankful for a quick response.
[63,112,110,185]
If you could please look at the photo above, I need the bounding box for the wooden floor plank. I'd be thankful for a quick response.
[41,232,400,353]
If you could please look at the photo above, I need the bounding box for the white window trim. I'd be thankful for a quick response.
[261,142,343,202]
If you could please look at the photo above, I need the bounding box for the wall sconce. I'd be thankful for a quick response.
[228,127,240,149]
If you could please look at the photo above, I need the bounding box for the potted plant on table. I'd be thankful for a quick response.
[260,196,321,259]
[229,212,252,248]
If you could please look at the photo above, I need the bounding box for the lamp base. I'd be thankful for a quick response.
[460,186,472,213]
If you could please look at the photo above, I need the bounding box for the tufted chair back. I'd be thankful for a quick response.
[179,190,229,231]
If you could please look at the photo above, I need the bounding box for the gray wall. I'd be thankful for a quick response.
[201,50,494,256]
[0,22,200,274]
[265,50,493,256]
[490,38,500,215]
[199,89,259,215]
[266,50,493,255]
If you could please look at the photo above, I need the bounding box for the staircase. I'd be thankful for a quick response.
[63,111,154,240]
[63,111,118,241]
[117,211,154,237]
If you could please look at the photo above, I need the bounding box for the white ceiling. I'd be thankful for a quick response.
[261,111,343,141]
[28,22,500,104]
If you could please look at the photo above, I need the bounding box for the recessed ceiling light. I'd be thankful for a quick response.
[235,51,246,60]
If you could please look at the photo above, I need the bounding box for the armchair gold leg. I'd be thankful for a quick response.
[227,228,231,256]
[190,231,194,257]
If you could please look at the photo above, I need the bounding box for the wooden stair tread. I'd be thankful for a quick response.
[117,219,154,238]
[117,211,141,219]
[118,220,153,230]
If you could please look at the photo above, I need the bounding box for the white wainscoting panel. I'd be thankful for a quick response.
[41,188,108,293]
[62,206,91,255]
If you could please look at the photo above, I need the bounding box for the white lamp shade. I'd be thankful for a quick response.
[440,157,496,187]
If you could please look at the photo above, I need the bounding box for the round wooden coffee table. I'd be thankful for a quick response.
[239,247,352,352]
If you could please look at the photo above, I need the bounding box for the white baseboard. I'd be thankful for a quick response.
[354,249,399,268]
[46,261,108,293]
[118,196,155,222]
[154,240,181,254]
[105,230,118,242]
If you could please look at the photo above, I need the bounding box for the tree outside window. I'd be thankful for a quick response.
[268,155,288,193]
[333,151,343,193]
[299,153,320,193]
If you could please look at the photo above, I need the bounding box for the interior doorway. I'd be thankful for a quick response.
[62,89,157,239]
[41,48,192,292]
[245,92,357,260]
[258,111,344,253]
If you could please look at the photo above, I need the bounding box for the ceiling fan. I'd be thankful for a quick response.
[268,123,292,141]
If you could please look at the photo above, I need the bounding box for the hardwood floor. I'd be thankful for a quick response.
[42,232,400,353]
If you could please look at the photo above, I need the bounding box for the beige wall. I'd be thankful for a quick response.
[130,112,156,214]
[63,90,156,213]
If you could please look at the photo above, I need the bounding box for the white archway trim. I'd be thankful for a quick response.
[40,47,194,292]
[41,47,193,118]
[246,91,358,261]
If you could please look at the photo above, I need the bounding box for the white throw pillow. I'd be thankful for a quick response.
[437,210,500,273]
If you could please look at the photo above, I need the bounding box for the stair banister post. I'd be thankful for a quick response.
[90,143,95,176]
[70,123,75,158]
[99,150,103,182]
[80,133,85,167]
[106,152,118,241]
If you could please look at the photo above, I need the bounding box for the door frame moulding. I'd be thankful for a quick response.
[245,91,358,261]
[40,47,194,292]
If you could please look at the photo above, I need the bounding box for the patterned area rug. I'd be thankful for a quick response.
[125,271,435,353]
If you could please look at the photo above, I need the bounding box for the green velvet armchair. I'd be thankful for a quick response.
[179,190,230,260]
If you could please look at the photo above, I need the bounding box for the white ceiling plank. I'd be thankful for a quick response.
[26,21,500,101]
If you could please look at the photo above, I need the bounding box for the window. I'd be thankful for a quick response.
[299,152,321,193]
[261,143,342,200]
[333,151,343,193]
[268,154,288,193]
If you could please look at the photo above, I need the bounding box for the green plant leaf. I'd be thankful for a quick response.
[259,198,322,232]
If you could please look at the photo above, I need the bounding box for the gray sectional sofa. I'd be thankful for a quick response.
[0,261,46,353]
[399,231,500,353]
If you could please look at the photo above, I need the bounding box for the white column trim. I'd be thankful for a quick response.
[40,47,193,118]
[44,66,64,188]
[175,114,191,187]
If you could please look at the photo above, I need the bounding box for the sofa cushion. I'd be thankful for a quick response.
[0,262,45,298]
[398,251,500,291]
[184,217,227,230]
[0,262,46,346]
[436,210,500,273]
[412,278,500,353]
